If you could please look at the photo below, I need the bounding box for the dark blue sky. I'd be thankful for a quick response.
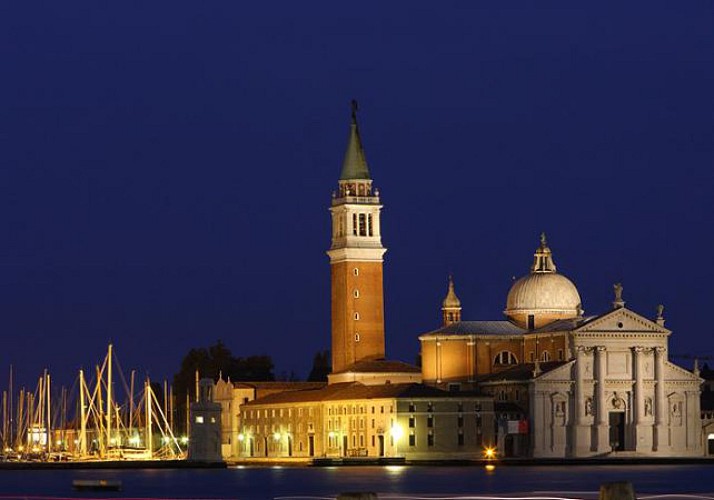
[1,2,713,390]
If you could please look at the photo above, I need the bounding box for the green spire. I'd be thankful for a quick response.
[339,100,371,180]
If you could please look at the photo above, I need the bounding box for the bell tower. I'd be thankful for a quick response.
[327,101,386,374]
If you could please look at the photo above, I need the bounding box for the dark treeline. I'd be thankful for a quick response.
[172,341,330,433]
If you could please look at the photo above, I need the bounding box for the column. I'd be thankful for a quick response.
[595,346,609,452]
[372,208,381,237]
[467,339,475,382]
[633,347,645,425]
[575,346,586,425]
[654,346,667,451]
[633,346,647,451]
[573,345,589,456]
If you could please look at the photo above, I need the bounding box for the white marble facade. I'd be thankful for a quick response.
[530,307,702,457]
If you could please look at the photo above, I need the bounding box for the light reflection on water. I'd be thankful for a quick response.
[0,465,712,499]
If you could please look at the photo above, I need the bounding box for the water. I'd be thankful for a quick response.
[0,465,711,499]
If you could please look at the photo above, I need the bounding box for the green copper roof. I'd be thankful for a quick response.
[339,101,371,180]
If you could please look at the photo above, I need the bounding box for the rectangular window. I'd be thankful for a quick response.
[195,416,204,424]
[353,214,358,235]
[529,351,535,362]
[409,434,415,447]
[408,403,416,412]
[427,415,434,428]
[380,406,384,414]
[368,214,373,236]
[371,435,375,447]
[427,433,434,447]
[371,419,375,429]
[458,432,465,446]
[457,416,463,427]
[558,349,564,361]
[409,416,415,428]
[358,213,367,236]
[457,403,463,413]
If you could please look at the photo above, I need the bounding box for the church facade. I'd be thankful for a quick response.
[420,238,703,457]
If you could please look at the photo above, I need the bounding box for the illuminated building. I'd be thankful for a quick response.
[420,236,703,457]
[215,103,495,461]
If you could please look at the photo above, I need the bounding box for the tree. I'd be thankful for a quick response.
[172,340,276,433]
[307,350,331,382]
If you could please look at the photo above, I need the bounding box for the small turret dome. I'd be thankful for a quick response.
[441,275,462,326]
[442,275,461,308]
[504,234,582,329]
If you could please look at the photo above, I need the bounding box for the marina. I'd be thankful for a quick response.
[0,345,187,464]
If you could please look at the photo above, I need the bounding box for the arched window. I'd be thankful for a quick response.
[493,351,518,365]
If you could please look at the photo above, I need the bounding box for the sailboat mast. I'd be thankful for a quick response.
[163,379,168,427]
[95,365,103,456]
[145,377,153,458]
[106,344,113,452]
[129,370,135,431]
[169,384,174,433]
[8,365,12,447]
[45,371,51,452]
[15,389,24,449]
[79,369,87,456]
[61,386,67,452]
[2,391,7,449]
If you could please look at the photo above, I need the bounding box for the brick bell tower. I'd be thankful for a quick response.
[327,101,386,374]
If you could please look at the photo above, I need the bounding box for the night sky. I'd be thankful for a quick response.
[1,2,713,391]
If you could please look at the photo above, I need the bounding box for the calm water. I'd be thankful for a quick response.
[0,465,712,499]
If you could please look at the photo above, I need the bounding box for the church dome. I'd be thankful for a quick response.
[504,234,582,329]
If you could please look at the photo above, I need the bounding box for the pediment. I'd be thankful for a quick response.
[664,361,702,382]
[574,308,670,335]
[535,360,575,382]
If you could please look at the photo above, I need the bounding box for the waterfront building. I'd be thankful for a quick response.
[420,237,703,457]
[241,383,493,460]
[214,380,326,458]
